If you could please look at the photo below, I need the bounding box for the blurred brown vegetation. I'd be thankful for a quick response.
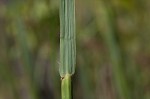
[0,0,150,99]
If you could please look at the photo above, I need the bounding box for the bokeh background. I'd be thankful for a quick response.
[0,0,150,99]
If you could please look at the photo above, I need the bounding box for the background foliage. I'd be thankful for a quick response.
[0,0,150,99]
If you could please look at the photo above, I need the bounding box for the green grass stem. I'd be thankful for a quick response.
[61,74,72,99]
[59,0,76,99]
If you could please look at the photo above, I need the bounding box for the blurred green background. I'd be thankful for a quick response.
[0,0,150,99]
